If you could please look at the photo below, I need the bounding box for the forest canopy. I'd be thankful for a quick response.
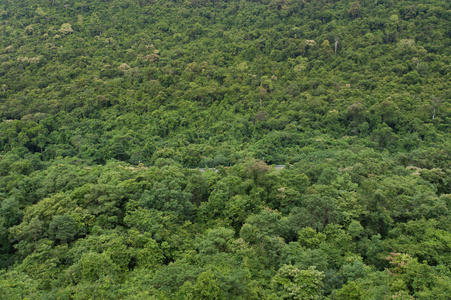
[0,0,450,298]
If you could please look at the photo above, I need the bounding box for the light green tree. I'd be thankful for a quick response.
[272,265,325,300]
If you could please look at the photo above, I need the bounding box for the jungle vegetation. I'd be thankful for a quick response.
[0,0,450,298]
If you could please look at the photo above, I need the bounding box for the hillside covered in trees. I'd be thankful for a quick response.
[0,0,450,298]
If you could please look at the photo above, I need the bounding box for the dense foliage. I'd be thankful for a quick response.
[0,0,450,298]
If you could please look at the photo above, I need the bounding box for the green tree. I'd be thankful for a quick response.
[140,178,193,217]
[69,252,120,284]
[272,265,325,300]
[48,214,78,244]
[180,269,220,300]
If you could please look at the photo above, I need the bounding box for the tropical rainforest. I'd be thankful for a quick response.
[0,0,450,298]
